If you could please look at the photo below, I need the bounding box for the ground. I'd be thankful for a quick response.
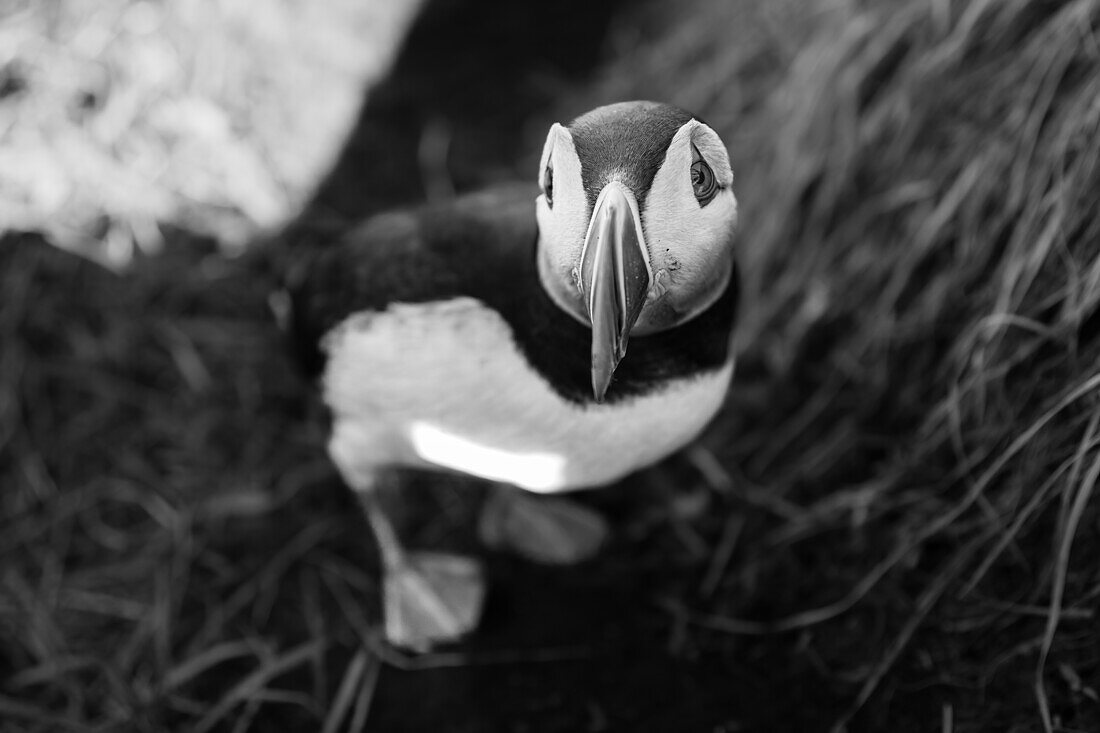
[2,1,1099,731]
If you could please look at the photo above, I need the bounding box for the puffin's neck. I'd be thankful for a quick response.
[494,240,739,405]
[535,233,736,338]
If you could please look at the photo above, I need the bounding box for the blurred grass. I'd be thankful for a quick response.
[3,0,1100,731]
[586,0,1100,729]
[0,0,419,263]
[1,233,316,730]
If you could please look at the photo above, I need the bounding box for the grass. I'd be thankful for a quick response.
[2,0,1100,731]
[587,0,1100,729]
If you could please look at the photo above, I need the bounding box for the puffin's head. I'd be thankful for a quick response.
[535,101,738,402]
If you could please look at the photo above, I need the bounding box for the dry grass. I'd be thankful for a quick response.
[587,0,1100,729]
[2,0,1100,731]
[0,233,342,731]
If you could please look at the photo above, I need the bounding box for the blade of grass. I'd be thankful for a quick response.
[321,649,369,733]
[193,638,327,733]
[1035,413,1100,733]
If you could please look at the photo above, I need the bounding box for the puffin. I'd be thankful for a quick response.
[286,101,740,650]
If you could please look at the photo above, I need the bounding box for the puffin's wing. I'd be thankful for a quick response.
[286,184,539,376]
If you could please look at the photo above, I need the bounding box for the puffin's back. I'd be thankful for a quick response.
[287,184,539,377]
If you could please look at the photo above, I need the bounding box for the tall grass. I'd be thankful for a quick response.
[587,0,1100,728]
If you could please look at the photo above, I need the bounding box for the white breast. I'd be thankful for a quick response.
[323,298,733,494]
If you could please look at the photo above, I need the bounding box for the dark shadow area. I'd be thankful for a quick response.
[366,550,845,732]
[287,0,634,238]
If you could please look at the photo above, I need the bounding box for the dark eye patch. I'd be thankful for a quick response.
[691,144,718,207]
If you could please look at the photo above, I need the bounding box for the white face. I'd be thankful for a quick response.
[535,122,588,323]
[535,118,738,333]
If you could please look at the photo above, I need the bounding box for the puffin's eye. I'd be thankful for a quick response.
[544,165,554,208]
[690,158,717,206]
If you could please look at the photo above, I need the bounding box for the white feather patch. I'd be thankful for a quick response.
[323,298,733,494]
[640,120,738,327]
[536,124,591,325]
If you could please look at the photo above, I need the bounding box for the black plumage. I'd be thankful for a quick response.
[288,184,738,404]
[569,102,695,212]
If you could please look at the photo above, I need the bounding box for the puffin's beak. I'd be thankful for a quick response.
[579,181,651,402]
